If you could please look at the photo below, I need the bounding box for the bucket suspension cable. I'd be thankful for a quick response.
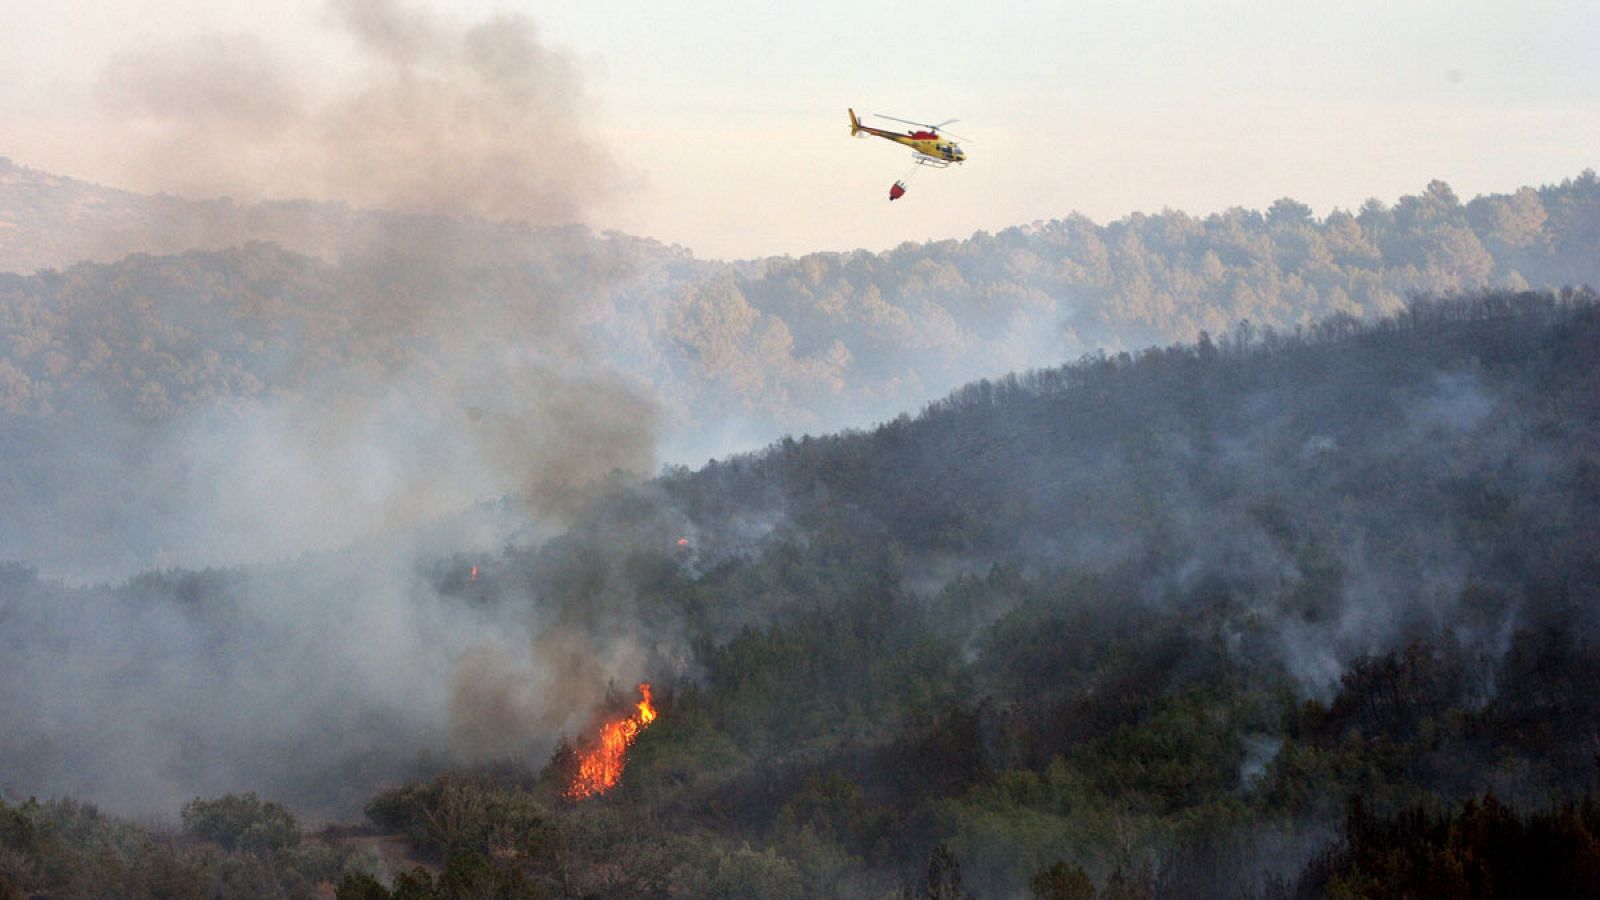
[888,163,921,201]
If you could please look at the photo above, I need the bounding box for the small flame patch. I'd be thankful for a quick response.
[565,683,656,801]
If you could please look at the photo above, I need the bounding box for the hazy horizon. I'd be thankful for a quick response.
[3,0,1596,260]
[4,6,1600,895]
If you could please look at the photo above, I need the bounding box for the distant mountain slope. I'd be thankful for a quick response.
[1,161,1597,576]
[0,156,671,273]
[0,156,340,271]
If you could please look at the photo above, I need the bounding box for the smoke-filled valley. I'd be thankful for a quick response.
[4,271,1600,894]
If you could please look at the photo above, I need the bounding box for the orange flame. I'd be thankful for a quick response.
[469,565,478,583]
[565,683,656,801]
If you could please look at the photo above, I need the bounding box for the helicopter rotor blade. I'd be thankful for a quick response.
[873,113,938,130]
[873,113,970,142]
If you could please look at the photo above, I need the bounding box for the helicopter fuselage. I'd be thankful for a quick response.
[849,109,965,166]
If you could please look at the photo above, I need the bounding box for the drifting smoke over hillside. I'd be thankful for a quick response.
[1,8,1597,846]
[0,543,664,817]
[4,171,1599,580]
[6,290,1594,839]
[0,0,631,270]
[88,0,660,533]
[0,0,668,578]
[0,0,670,819]
[647,290,1600,701]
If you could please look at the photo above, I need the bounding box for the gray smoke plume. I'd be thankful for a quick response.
[73,0,663,556]
[95,0,616,225]
[0,0,674,819]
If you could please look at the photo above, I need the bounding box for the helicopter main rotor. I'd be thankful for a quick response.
[872,113,970,142]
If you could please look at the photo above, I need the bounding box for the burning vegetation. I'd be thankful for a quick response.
[565,684,656,801]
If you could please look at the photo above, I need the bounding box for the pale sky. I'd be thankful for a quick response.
[4,0,1598,260]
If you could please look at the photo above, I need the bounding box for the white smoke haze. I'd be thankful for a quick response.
[1,550,452,815]
[155,342,661,571]
[0,531,664,818]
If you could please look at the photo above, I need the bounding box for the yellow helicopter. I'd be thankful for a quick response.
[848,108,968,168]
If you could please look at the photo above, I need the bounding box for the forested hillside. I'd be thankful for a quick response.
[4,290,1598,897]
[1,164,1598,576]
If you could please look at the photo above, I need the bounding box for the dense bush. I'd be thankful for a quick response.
[181,792,301,853]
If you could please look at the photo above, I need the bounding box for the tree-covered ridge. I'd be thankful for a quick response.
[2,169,1598,577]
[672,173,1600,413]
[0,165,1596,436]
[5,290,1599,897]
[0,238,699,419]
[525,289,1600,895]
